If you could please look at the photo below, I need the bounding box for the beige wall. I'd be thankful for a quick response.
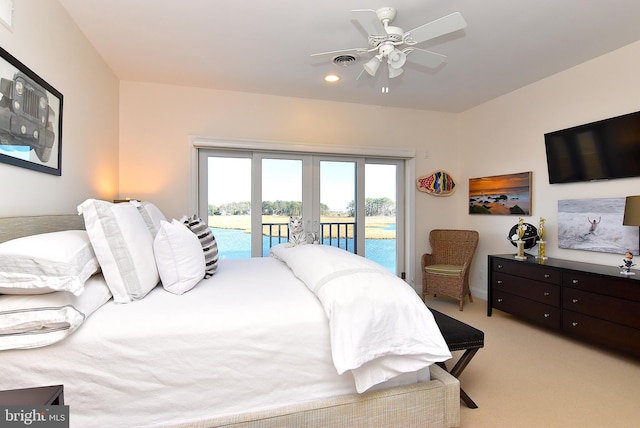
[118,81,460,285]
[3,1,639,298]
[459,40,640,299]
[120,42,640,297]
[0,0,119,216]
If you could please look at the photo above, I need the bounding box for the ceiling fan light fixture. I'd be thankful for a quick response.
[364,55,382,76]
[313,7,467,86]
[388,48,406,69]
[388,64,404,79]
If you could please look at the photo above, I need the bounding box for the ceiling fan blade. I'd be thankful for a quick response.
[404,12,467,45]
[404,48,447,68]
[310,47,369,58]
[351,9,386,37]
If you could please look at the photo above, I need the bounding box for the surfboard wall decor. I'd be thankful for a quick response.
[417,170,456,196]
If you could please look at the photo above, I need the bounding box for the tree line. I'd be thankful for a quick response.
[209,201,329,216]
[210,197,395,217]
[347,197,395,216]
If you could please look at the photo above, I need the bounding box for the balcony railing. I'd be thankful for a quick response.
[262,222,356,253]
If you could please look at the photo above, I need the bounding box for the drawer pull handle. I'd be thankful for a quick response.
[544,313,550,318]
[497,298,503,303]
[543,292,550,296]
[544,274,550,278]
[572,322,578,327]
[572,279,579,284]
[572,299,579,304]
[497,264,503,269]
[497,280,503,284]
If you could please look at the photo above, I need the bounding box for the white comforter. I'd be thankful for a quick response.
[270,244,451,392]
[2,250,447,426]
[2,257,364,427]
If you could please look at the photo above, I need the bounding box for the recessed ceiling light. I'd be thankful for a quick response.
[324,74,341,83]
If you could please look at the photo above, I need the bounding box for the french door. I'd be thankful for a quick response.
[198,149,404,275]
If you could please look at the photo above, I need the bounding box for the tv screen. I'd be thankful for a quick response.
[545,111,640,184]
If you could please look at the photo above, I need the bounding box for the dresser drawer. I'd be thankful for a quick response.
[493,289,560,330]
[563,272,640,302]
[563,288,640,330]
[563,310,640,357]
[492,259,560,285]
[493,272,560,307]
[488,254,640,359]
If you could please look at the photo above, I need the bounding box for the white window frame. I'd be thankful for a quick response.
[189,136,417,285]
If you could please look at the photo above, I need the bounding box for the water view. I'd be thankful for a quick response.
[211,227,397,273]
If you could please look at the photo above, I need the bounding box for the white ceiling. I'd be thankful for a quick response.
[58,0,640,113]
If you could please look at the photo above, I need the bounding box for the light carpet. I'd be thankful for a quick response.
[425,296,640,428]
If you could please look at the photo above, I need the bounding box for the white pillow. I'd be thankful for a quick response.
[78,199,160,303]
[132,200,166,237]
[0,230,100,296]
[0,273,112,350]
[154,220,205,295]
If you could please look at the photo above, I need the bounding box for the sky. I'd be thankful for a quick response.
[207,157,396,211]
[469,171,531,196]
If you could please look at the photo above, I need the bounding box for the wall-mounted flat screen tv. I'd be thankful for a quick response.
[545,110,640,184]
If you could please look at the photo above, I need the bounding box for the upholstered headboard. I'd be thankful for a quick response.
[0,215,85,243]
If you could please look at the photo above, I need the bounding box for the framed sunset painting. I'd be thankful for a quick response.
[469,171,532,215]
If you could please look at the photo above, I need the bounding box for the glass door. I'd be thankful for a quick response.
[202,154,252,259]
[364,162,400,273]
[318,159,358,253]
[259,157,304,256]
[199,149,405,275]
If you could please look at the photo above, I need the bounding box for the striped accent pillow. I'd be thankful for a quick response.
[182,215,218,278]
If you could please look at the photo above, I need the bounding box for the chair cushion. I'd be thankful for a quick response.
[424,264,463,276]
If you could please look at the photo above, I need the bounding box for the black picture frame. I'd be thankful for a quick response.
[0,46,63,176]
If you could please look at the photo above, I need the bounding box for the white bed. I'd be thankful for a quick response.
[0,212,460,428]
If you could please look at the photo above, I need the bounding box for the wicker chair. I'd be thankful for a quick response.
[421,229,479,311]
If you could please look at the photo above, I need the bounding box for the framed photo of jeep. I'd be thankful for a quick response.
[0,46,63,176]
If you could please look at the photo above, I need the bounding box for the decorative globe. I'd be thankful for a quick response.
[507,223,538,249]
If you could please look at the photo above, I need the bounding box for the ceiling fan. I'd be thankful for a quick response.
[311,7,467,79]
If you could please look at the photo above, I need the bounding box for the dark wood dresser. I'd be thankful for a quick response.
[488,254,640,357]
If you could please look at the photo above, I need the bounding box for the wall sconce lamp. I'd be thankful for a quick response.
[623,195,640,258]
[623,196,640,227]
